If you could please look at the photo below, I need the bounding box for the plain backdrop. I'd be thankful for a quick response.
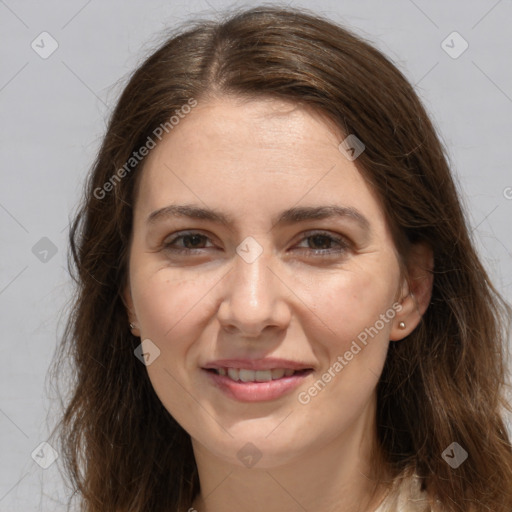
[1,0,511,510]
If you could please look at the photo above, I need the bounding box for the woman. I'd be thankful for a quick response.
[52,5,512,511]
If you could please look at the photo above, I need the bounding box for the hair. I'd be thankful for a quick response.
[51,5,512,512]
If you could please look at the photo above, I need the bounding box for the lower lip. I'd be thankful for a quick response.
[202,369,312,402]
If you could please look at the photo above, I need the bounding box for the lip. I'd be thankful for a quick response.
[202,358,314,371]
[203,369,313,402]
[201,358,314,402]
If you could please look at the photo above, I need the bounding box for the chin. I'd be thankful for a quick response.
[193,425,314,470]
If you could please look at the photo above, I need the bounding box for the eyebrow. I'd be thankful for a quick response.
[146,204,371,232]
[146,204,370,231]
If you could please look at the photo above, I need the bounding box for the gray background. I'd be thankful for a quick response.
[1,0,511,510]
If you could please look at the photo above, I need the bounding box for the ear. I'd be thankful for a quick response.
[122,281,140,337]
[390,241,434,341]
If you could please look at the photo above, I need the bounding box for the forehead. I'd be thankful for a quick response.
[133,95,387,232]
[143,95,342,173]
[180,94,338,135]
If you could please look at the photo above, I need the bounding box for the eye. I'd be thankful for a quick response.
[294,231,351,256]
[163,231,214,253]
[162,230,351,257]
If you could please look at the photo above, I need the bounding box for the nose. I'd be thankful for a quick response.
[216,248,291,338]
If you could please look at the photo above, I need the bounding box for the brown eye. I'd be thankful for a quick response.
[180,234,208,249]
[307,234,335,250]
[295,231,350,256]
[163,232,213,253]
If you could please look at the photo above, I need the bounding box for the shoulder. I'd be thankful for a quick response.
[373,473,438,512]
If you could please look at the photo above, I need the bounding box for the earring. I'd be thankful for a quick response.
[129,323,135,329]
[398,321,406,329]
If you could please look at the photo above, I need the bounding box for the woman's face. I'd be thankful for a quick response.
[125,95,410,468]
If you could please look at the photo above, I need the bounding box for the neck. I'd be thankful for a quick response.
[190,396,391,512]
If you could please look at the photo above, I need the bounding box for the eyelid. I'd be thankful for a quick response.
[293,230,351,254]
[163,229,351,255]
[163,230,215,248]
[298,229,350,245]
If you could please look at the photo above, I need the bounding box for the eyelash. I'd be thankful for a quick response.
[163,230,351,257]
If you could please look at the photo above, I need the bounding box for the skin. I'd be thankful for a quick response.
[124,95,433,512]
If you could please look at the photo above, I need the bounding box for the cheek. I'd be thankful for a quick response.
[297,263,399,410]
[130,272,218,431]
[132,269,221,392]
[305,266,397,349]
[131,270,219,360]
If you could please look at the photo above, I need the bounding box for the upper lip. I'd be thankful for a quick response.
[202,358,314,371]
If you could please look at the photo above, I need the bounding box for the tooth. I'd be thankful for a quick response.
[239,369,256,382]
[271,368,285,379]
[255,370,272,382]
[223,368,298,382]
[227,368,240,381]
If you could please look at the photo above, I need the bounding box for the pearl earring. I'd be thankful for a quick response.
[398,321,406,329]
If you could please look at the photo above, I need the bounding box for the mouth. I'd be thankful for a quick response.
[201,359,314,402]
[204,367,313,382]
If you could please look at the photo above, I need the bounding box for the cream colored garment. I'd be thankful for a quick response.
[373,474,432,512]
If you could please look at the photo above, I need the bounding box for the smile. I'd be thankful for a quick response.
[207,367,311,382]
[202,362,314,402]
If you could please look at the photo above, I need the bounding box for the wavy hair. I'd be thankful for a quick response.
[51,5,512,511]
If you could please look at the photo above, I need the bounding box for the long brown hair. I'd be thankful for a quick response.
[51,5,512,511]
